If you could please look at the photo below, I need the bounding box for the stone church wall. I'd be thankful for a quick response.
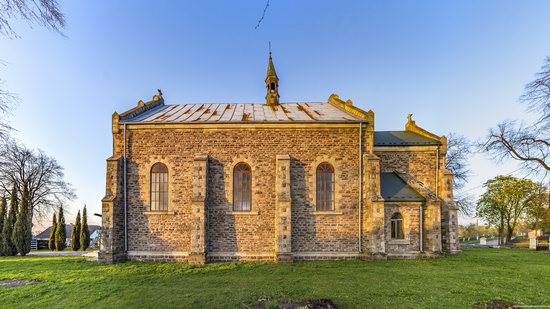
[113,126,371,260]
[376,149,438,192]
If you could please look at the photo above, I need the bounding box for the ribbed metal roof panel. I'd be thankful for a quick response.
[121,102,364,123]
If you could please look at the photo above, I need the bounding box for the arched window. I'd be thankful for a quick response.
[150,163,168,211]
[391,212,404,239]
[316,163,334,211]
[233,163,251,211]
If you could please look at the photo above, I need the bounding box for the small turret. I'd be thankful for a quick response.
[265,52,279,105]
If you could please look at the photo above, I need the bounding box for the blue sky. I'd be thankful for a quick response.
[1,1,549,229]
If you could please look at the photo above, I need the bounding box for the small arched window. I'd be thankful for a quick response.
[391,212,404,239]
[270,82,276,92]
[316,163,334,211]
[150,163,168,211]
[233,163,251,211]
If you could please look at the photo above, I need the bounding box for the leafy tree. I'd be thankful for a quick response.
[48,213,57,251]
[463,223,479,240]
[0,194,5,255]
[524,185,550,232]
[80,205,90,251]
[71,210,81,251]
[12,182,31,256]
[1,185,17,255]
[55,205,66,251]
[476,176,545,244]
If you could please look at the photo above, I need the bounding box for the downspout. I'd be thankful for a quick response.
[436,145,440,197]
[419,204,423,253]
[123,123,128,253]
[358,121,363,253]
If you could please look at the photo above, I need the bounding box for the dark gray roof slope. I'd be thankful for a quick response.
[374,131,440,146]
[380,172,425,202]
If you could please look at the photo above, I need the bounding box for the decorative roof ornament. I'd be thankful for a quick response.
[405,114,440,141]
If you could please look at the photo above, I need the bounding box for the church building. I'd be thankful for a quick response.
[99,54,459,263]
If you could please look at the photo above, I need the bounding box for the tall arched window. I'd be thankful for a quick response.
[391,212,404,239]
[316,163,334,211]
[233,163,251,211]
[150,163,168,211]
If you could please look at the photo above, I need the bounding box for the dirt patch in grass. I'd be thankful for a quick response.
[0,279,41,288]
[253,298,337,309]
[472,300,516,309]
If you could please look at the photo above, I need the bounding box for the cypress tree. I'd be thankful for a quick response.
[49,213,57,251]
[1,186,18,256]
[0,195,6,256]
[55,206,66,251]
[71,210,81,251]
[80,205,90,251]
[13,182,32,256]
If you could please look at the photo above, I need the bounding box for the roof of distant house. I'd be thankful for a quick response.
[380,172,425,202]
[374,131,440,146]
[34,224,100,240]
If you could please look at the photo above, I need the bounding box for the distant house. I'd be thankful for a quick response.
[34,224,101,249]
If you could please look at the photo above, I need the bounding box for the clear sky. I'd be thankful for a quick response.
[1,1,550,230]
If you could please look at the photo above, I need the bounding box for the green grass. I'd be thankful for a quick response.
[1,248,549,308]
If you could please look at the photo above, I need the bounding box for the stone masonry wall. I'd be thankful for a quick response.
[377,150,438,193]
[113,126,371,260]
[384,202,422,254]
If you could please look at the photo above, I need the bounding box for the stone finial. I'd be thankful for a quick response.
[439,135,448,155]
[112,112,120,134]
[404,114,440,141]
[365,110,375,130]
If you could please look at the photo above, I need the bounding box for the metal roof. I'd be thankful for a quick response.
[374,131,440,146]
[120,102,363,123]
[380,172,425,202]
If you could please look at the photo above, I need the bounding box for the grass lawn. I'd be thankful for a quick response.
[1,248,549,308]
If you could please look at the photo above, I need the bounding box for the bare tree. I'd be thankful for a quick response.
[254,0,270,29]
[482,57,550,178]
[0,139,75,222]
[446,132,474,215]
[0,0,66,38]
[0,77,15,140]
[0,0,66,138]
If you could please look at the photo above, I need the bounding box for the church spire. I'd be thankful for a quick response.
[265,50,280,105]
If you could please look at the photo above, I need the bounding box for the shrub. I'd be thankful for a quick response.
[49,213,57,251]
[12,182,32,256]
[80,205,90,251]
[71,210,81,251]
[1,186,18,256]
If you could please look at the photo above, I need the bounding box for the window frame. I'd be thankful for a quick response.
[150,162,169,212]
[233,162,252,212]
[315,162,335,211]
[390,212,404,239]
